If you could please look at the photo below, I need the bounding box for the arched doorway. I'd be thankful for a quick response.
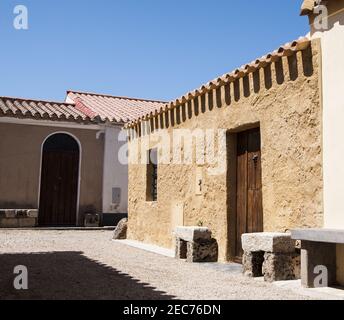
[38,133,80,226]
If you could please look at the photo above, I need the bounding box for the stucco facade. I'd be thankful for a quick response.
[0,121,104,225]
[127,40,323,262]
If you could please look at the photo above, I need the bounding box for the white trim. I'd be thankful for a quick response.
[37,132,82,226]
[0,117,104,130]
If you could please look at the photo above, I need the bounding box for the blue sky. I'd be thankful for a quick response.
[0,0,309,102]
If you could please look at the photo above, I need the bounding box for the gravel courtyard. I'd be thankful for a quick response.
[0,230,312,300]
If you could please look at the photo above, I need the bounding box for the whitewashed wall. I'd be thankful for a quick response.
[312,9,344,229]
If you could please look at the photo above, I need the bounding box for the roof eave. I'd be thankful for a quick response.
[300,0,316,16]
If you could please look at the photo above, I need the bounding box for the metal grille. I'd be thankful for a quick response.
[148,149,158,201]
[152,162,158,201]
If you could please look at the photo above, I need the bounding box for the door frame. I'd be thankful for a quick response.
[37,131,82,226]
[227,124,263,262]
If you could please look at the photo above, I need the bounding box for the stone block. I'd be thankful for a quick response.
[4,210,16,219]
[242,232,295,253]
[292,228,344,244]
[186,239,218,263]
[262,252,299,283]
[16,210,28,218]
[175,238,187,260]
[113,218,128,240]
[243,251,265,277]
[17,218,37,228]
[27,210,39,218]
[0,217,37,228]
[84,214,100,228]
[0,218,18,228]
[174,227,211,242]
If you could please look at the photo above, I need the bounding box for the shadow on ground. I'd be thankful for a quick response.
[0,252,175,300]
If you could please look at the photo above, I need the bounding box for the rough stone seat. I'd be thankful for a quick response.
[242,232,300,282]
[174,227,211,242]
[0,209,38,228]
[84,213,101,228]
[242,232,295,253]
[174,227,218,263]
[291,228,344,288]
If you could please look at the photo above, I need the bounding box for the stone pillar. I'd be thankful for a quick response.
[186,239,218,263]
[243,251,264,277]
[301,241,337,288]
[175,238,187,260]
[263,252,299,282]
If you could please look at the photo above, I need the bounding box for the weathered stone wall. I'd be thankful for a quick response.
[128,40,323,262]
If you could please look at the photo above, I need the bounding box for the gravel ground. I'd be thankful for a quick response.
[0,230,312,300]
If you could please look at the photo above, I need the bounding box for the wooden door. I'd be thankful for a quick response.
[39,134,79,226]
[235,128,263,259]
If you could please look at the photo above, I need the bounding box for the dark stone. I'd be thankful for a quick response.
[301,241,337,288]
[113,218,128,240]
[186,239,218,263]
[263,252,299,283]
[15,210,27,218]
[175,238,187,260]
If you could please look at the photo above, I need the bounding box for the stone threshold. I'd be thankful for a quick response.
[113,239,175,258]
[0,227,116,231]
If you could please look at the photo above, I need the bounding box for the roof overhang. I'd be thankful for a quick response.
[301,0,316,16]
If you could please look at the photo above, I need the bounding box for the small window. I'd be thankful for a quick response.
[146,149,158,202]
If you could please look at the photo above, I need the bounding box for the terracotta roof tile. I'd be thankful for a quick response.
[126,37,312,127]
[0,96,101,124]
[66,91,167,124]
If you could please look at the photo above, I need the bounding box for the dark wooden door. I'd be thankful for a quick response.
[235,128,263,259]
[39,135,79,226]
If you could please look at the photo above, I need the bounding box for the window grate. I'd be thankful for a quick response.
[147,149,158,202]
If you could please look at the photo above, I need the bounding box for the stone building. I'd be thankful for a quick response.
[0,92,165,227]
[126,0,344,287]
[126,37,322,263]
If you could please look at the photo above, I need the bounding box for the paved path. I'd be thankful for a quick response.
[0,230,313,300]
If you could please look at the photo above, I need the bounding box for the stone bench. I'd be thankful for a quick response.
[174,227,218,263]
[0,209,38,228]
[84,213,101,228]
[242,232,300,282]
[291,228,344,288]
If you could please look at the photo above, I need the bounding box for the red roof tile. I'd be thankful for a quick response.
[66,91,167,123]
[0,96,102,124]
